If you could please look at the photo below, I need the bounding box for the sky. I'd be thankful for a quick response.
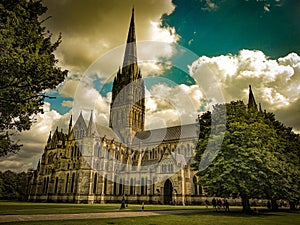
[1,0,300,172]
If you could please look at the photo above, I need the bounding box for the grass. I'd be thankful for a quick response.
[0,201,299,225]
[0,201,209,215]
[1,211,300,225]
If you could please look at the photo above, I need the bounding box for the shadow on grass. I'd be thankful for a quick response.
[152,208,300,218]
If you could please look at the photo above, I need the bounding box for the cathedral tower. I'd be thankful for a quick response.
[109,8,145,144]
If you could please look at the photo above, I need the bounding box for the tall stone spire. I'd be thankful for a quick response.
[248,85,257,111]
[122,7,138,76]
[109,8,145,145]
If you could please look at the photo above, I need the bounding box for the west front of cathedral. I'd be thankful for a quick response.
[28,9,202,205]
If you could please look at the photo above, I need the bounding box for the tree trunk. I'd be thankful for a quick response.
[289,201,296,210]
[242,197,251,213]
[271,199,278,211]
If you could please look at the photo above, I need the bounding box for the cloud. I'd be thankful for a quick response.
[201,0,218,11]
[61,100,73,108]
[0,103,64,172]
[71,77,112,127]
[276,98,300,132]
[3,50,299,173]
[43,0,176,74]
[72,76,207,129]
[144,83,208,129]
[149,21,180,43]
[58,79,80,98]
[189,50,300,131]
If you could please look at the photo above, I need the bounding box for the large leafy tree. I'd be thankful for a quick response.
[0,0,67,156]
[194,101,300,212]
[0,170,29,200]
[263,112,300,209]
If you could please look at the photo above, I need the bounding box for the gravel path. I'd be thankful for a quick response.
[0,209,204,223]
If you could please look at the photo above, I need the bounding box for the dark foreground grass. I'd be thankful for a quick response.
[0,201,208,215]
[1,211,300,225]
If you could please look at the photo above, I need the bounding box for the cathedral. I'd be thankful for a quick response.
[28,9,200,205]
[28,9,259,205]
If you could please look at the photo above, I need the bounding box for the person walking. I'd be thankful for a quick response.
[212,198,217,211]
[120,196,125,210]
[225,200,230,212]
[205,199,209,209]
[217,199,222,211]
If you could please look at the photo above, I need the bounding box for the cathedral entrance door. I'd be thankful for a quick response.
[163,179,173,204]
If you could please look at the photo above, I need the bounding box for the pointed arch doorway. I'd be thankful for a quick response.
[163,179,173,204]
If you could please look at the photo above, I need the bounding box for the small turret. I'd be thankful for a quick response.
[259,103,262,112]
[47,131,51,143]
[68,115,72,136]
[37,160,40,171]
[87,110,97,137]
[247,85,257,111]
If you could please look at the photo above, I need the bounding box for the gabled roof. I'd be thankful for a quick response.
[73,112,87,132]
[95,124,120,141]
[132,123,198,146]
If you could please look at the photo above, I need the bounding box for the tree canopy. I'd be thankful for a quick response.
[0,0,67,156]
[0,170,29,200]
[194,101,300,212]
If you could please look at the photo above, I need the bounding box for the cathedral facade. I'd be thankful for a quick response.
[28,9,201,205]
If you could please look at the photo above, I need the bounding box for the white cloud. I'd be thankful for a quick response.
[189,50,300,131]
[58,79,80,98]
[144,83,208,129]
[149,21,180,43]
[0,103,63,172]
[139,62,166,77]
[61,100,73,108]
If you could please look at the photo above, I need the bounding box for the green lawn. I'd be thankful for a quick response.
[0,201,209,215]
[0,201,299,225]
[1,211,300,225]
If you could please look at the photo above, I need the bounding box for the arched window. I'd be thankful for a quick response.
[119,178,123,195]
[193,176,202,195]
[43,177,46,193]
[145,178,147,195]
[141,178,145,195]
[54,177,59,194]
[70,173,75,193]
[113,176,117,195]
[65,174,69,193]
[93,173,97,194]
[104,175,107,195]
[130,178,134,195]
[47,153,52,164]
[152,178,155,195]
[45,177,49,193]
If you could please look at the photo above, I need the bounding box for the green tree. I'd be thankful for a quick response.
[263,112,300,209]
[194,101,300,212]
[0,0,67,156]
[0,170,29,200]
[0,172,4,199]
